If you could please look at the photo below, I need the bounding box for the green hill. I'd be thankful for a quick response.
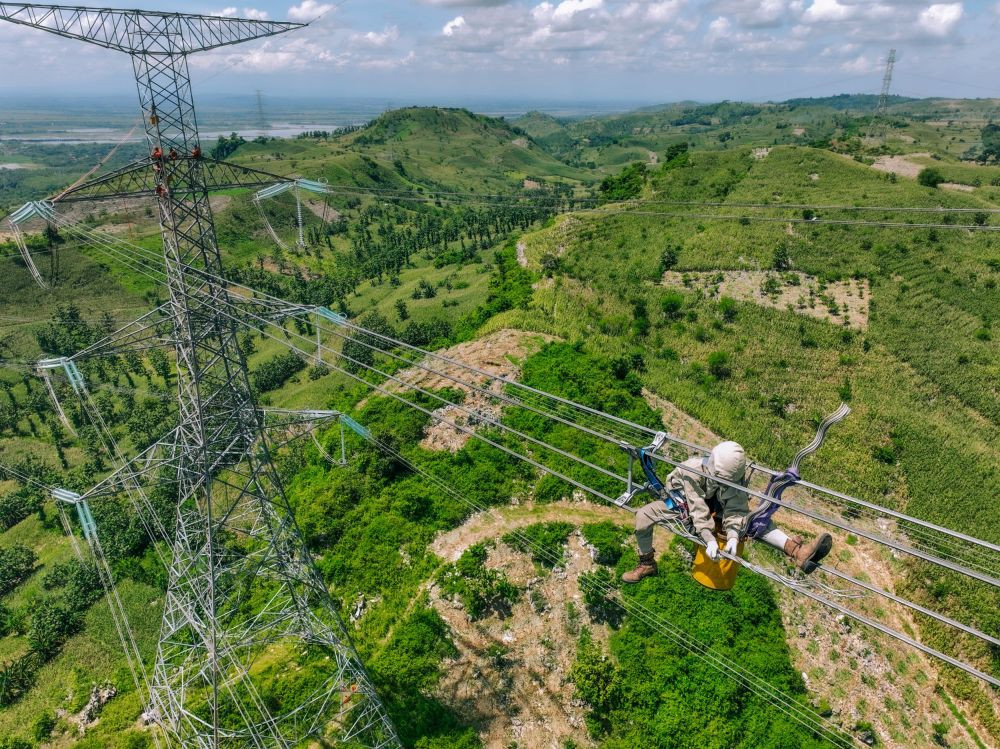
[2,100,1000,749]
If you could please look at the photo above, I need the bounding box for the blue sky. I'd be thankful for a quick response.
[1,0,997,104]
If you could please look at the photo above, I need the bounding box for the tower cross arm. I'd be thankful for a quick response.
[0,3,304,54]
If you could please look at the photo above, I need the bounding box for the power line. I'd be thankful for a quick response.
[33,213,1000,680]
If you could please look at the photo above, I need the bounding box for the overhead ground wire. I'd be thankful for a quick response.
[27,213,1000,683]
[52,216,1000,578]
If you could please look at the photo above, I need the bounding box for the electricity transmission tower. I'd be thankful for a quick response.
[0,6,400,748]
[865,48,897,144]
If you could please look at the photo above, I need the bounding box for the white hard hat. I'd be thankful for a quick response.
[709,441,746,483]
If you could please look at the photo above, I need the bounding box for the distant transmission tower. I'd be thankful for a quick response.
[256,89,268,133]
[865,48,897,144]
[0,6,400,748]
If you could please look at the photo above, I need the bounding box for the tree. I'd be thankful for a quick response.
[0,545,36,595]
[599,162,648,201]
[918,167,945,188]
[394,299,409,321]
[27,599,80,658]
[772,242,791,271]
[659,245,679,273]
[342,311,395,374]
[980,123,1000,162]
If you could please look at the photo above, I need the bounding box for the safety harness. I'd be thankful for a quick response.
[616,431,690,523]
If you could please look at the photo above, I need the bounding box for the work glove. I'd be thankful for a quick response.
[724,536,739,557]
[704,536,720,561]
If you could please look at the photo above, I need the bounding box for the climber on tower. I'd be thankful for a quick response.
[622,440,833,583]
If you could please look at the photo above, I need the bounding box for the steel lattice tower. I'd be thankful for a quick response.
[865,48,897,144]
[0,5,401,748]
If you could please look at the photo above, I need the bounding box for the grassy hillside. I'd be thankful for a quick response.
[2,99,1000,748]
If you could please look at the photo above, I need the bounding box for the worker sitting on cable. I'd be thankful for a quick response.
[151,147,163,160]
[191,146,202,159]
[622,440,833,583]
[168,147,179,160]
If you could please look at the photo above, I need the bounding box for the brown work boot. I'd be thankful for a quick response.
[622,551,658,584]
[784,534,833,574]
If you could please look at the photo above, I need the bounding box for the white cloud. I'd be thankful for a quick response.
[422,0,511,5]
[212,7,238,17]
[551,0,603,24]
[286,0,333,22]
[918,3,963,36]
[801,0,854,23]
[352,26,400,47]
[840,53,874,73]
[243,7,269,20]
[442,16,467,35]
[644,1,685,23]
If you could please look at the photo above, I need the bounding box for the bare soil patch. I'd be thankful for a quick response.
[793,127,806,137]
[511,137,530,149]
[522,179,541,190]
[661,269,870,329]
[752,147,771,160]
[871,152,931,179]
[429,500,648,749]
[516,240,528,268]
[941,182,976,193]
[384,329,556,451]
[302,198,341,221]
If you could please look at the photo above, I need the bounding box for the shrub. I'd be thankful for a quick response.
[251,351,306,393]
[580,568,623,627]
[717,296,737,322]
[873,446,896,465]
[33,711,56,741]
[917,167,945,188]
[534,473,572,504]
[0,545,36,596]
[0,488,42,530]
[438,544,520,620]
[503,521,573,567]
[707,351,732,379]
[0,653,41,708]
[660,291,684,320]
[581,521,629,565]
